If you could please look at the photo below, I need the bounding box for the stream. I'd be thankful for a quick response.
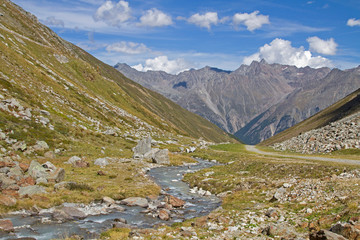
[0,159,221,239]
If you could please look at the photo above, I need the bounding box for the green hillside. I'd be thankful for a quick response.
[0,0,233,162]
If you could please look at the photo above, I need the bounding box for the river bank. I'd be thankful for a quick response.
[0,159,220,239]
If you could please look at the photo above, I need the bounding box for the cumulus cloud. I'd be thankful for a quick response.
[347,18,360,27]
[243,38,332,68]
[106,41,150,54]
[132,56,192,74]
[43,16,64,27]
[187,12,220,30]
[233,11,270,31]
[307,36,337,55]
[138,8,173,27]
[94,0,131,27]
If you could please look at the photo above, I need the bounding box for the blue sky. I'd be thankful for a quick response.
[12,0,360,74]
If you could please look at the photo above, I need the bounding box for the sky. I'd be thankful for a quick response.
[11,0,360,74]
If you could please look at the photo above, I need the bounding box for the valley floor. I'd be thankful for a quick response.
[100,144,360,239]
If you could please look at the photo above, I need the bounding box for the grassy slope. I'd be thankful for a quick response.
[260,88,360,146]
[0,0,233,144]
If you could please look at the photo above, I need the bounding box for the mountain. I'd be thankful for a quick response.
[115,61,360,144]
[236,67,360,144]
[0,0,233,160]
[259,87,360,147]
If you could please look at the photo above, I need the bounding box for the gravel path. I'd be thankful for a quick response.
[245,145,360,166]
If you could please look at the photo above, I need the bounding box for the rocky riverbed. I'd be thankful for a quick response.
[0,159,220,239]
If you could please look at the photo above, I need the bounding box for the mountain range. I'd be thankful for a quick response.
[115,61,360,144]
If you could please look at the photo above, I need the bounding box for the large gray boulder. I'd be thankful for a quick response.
[133,137,152,159]
[28,160,48,179]
[152,149,170,165]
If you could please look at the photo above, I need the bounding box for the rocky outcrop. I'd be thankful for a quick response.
[273,113,360,154]
[132,137,152,159]
[132,137,170,164]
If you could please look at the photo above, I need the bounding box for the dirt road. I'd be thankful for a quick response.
[245,145,360,165]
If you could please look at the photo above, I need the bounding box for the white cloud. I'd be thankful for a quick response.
[43,16,64,27]
[347,18,360,27]
[243,38,332,68]
[187,12,219,30]
[233,11,270,31]
[132,56,192,74]
[106,41,150,54]
[307,36,337,55]
[138,8,173,27]
[93,0,131,27]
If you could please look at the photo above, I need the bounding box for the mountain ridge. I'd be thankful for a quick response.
[115,61,360,144]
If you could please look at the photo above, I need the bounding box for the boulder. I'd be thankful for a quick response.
[330,223,360,240]
[133,137,152,159]
[94,158,109,166]
[59,206,87,219]
[28,160,64,183]
[33,141,49,151]
[158,209,170,221]
[121,197,148,208]
[166,195,185,208]
[47,168,65,183]
[152,149,170,165]
[143,148,159,159]
[12,141,27,151]
[310,230,347,240]
[28,160,48,179]
[102,196,115,205]
[19,185,47,197]
[7,165,23,179]
[0,175,17,189]
[66,156,81,164]
[0,219,14,232]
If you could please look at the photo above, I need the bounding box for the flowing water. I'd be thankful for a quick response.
[1,159,221,239]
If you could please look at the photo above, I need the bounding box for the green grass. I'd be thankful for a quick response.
[210,143,245,152]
